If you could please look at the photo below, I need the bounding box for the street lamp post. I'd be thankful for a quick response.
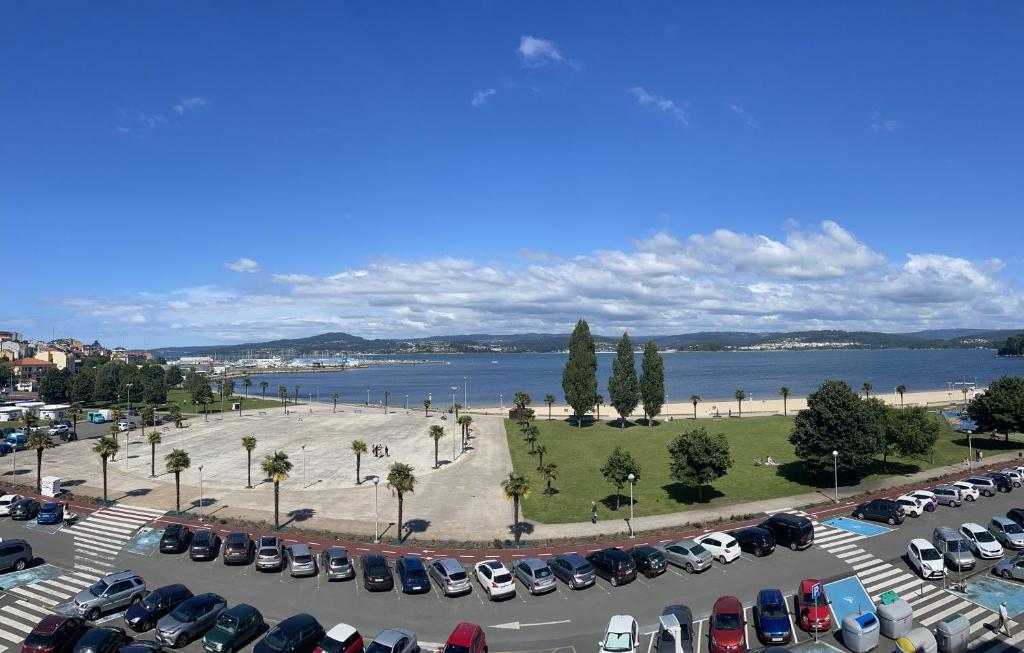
[627,472,636,538]
[464,377,467,409]
[125,383,133,470]
[832,450,839,503]
[198,465,204,521]
[373,477,380,543]
[450,385,458,461]
[405,394,408,410]
[499,394,503,410]
[302,445,307,488]
[366,389,369,406]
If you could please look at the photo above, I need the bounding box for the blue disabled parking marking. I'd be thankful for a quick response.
[824,576,875,626]
[955,575,1024,618]
[22,520,62,535]
[125,526,163,556]
[0,563,63,590]
[822,516,892,537]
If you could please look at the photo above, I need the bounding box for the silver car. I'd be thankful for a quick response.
[321,546,355,581]
[156,593,227,648]
[73,570,146,620]
[366,628,418,653]
[547,553,595,590]
[658,540,712,573]
[994,558,1024,582]
[933,527,976,571]
[255,536,283,571]
[931,485,963,507]
[513,558,556,595]
[428,558,471,596]
[285,544,318,577]
[990,517,1024,549]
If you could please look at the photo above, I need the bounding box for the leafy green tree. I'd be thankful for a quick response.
[164,365,183,388]
[863,397,890,469]
[139,405,154,438]
[147,431,161,477]
[141,371,167,404]
[278,386,288,413]
[896,384,907,407]
[998,334,1024,357]
[192,386,213,421]
[242,436,257,488]
[428,425,446,468]
[387,462,416,542]
[608,332,639,428]
[27,430,54,494]
[331,393,340,413]
[70,369,95,403]
[38,368,71,402]
[501,472,532,545]
[93,436,119,503]
[535,443,547,471]
[524,424,539,453]
[667,426,733,502]
[69,402,83,434]
[544,394,556,420]
[790,379,880,477]
[351,439,367,484]
[600,446,641,510]
[260,451,292,530]
[734,389,746,417]
[862,382,873,399]
[165,448,191,512]
[968,375,1024,440]
[562,319,597,428]
[639,340,665,427]
[512,392,532,416]
[242,377,252,398]
[690,395,701,419]
[260,381,269,398]
[541,462,558,496]
[93,365,119,402]
[779,387,791,416]
[887,405,940,463]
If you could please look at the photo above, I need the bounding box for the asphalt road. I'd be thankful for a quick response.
[4,482,1024,653]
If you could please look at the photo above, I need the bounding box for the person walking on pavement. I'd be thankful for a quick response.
[591,501,598,524]
[999,601,1012,636]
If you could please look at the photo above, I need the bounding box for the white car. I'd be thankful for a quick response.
[907,538,946,579]
[0,494,24,516]
[473,560,516,600]
[1001,470,1023,488]
[600,615,639,653]
[952,481,979,501]
[694,532,741,563]
[960,522,1003,559]
[909,490,937,512]
[47,424,69,436]
[117,421,133,432]
[896,495,925,518]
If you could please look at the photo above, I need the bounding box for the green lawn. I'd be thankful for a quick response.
[507,411,1024,524]
[166,388,284,416]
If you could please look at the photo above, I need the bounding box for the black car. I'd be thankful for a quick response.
[124,584,193,632]
[732,527,775,557]
[222,533,252,565]
[254,614,324,653]
[360,554,394,591]
[628,545,667,578]
[853,499,905,525]
[160,525,192,554]
[190,529,219,561]
[72,627,128,653]
[986,473,1014,493]
[585,548,637,587]
[10,498,41,520]
[1008,509,1024,529]
[121,642,163,653]
[759,513,814,551]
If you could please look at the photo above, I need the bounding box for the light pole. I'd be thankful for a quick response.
[500,394,503,410]
[627,472,636,538]
[373,477,380,543]
[125,383,133,470]
[301,445,307,488]
[832,450,839,503]
[219,377,225,419]
[198,465,205,520]
[464,377,467,409]
[309,393,312,414]
[405,394,408,410]
[450,385,458,461]
[366,389,369,406]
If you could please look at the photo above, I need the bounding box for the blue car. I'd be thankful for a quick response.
[36,502,64,525]
[753,588,792,645]
[0,443,13,455]
[394,555,430,593]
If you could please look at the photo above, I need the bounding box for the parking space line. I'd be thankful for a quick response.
[743,606,752,648]
[787,594,799,644]
[695,619,704,653]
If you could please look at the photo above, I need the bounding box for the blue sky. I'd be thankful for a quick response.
[3,2,1023,347]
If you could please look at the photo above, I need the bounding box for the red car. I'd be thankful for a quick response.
[709,596,747,653]
[441,623,487,653]
[22,616,87,653]
[795,579,831,632]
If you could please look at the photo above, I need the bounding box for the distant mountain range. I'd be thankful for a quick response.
[151,328,1024,359]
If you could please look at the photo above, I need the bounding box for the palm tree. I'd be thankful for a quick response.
[690,395,701,420]
[896,384,907,407]
[147,431,161,477]
[26,430,54,494]
[261,451,293,530]
[331,393,340,413]
[260,381,269,399]
[278,386,288,414]
[241,436,257,488]
[197,393,211,421]
[93,436,120,503]
[386,462,416,542]
[384,390,391,415]
[524,425,539,454]
[735,389,746,417]
[862,382,872,399]
[168,405,182,428]
[779,387,791,416]
[541,462,558,496]
[544,394,555,420]
[140,405,154,438]
[242,377,252,398]
[111,407,125,425]
[428,425,445,468]
[536,444,547,471]
[457,415,471,451]
[293,385,301,406]
[165,448,191,513]
[351,439,368,484]
[501,472,532,546]
[106,423,120,457]
[69,402,83,435]
[595,395,603,421]
[422,398,431,417]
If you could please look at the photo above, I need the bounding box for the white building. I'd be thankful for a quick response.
[14,400,45,416]
[39,404,71,421]
[0,407,23,422]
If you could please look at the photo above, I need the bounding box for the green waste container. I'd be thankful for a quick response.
[880,590,899,605]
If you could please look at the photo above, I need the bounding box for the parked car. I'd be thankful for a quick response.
[732,527,775,557]
[933,527,976,571]
[190,529,219,561]
[984,473,1014,493]
[59,430,78,442]
[6,432,28,450]
[314,624,363,653]
[753,589,792,645]
[125,584,193,632]
[72,628,128,653]
[0,493,24,515]
[361,554,395,592]
[932,485,963,507]
[47,424,69,437]
[964,477,997,497]
[10,498,41,520]
[440,624,486,653]
[895,495,925,518]
[0,539,34,571]
[907,538,946,579]
[285,544,318,577]
[121,642,163,653]
[160,525,192,554]
[73,570,146,621]
[321,546,355,581]
[222,533,252,565]
[0,442,14,455]
[990,517,1024,549]
[364,628,418,653]
[994,558,1024,582]
[853,499,905,525]
[21,615,87,653]
[959,522,1004,559]
[1000,470,1024,487]
[394,555,430,593]
[909,490,938,511]
[658,540,712,574]
[254,614,324,653]
[202,603,264,653]
[547,553,595,590]
[794,579,831,632]
[513,558,556,595]
[759,513,814,550]
[429,558,470,596]
[709,596,747,653]
[1008,508,1024,528]
[600,615,639,653]
[656,605,694,653]
[695,532,741,564]
[474,560,516,600]
[255,537,283,571]
[951,481,980,501]
[117,421,133,432]
[36,502,64,525]
[155,592,228,648]
[586,548,637,587]
[628,545,668,578]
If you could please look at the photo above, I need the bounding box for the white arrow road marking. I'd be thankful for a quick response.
[491,619,572,630]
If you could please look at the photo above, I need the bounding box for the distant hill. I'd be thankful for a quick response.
[151,327,1024,359]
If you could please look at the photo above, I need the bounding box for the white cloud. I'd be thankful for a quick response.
[518,36,571,67]
[870,112,899,131]
[225,258,261,273]
[726,103,758,127]
[173,97,208,114]
[471,88,496,107]
[628,87,687,124]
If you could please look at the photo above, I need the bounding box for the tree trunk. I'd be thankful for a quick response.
[102,458,108,503]
[615,488,621,510]
[783,397,787,416]
[693,404,697,419]
[538,451,544,471]
[548,405,552,420]
[434,440,439,468]
[424,406,428,417]
[546,479,552,496]
[175,472,181,512]
[333,400,337,413]
[36,448,42,494]
[698,484,703,502]
[738,400,742,417]
[246,450,252,488]
[397,494,404,542]
[356,453,361,484]
[150,443,155,477]
[273,481,280,530]
[385,397,389,415]
[513,498,520,545]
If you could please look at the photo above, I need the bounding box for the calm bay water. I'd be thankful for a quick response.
[244,349,1022,407]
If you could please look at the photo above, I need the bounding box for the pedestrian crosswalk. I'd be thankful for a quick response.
[0,504,164,652]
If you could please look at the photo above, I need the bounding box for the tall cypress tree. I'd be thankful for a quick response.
[562,319,597,428]
[639,340,665,427]
[608,332,639,428]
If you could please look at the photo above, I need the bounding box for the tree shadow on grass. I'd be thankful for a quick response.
[776,459,923,490]
[599,494,634,512]
[953,436,1022,452]
[661,483,725,505]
